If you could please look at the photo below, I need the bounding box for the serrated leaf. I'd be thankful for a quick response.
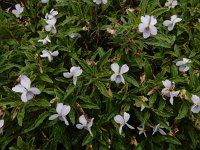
[23,111,50,133]
[150,8,169,17]
[82,133,94,146]
[97,49,112,69]
[17,104,26,126]
[40,74,53,83]
[175,102,189,120]
[124,75,139,87]
[153,136,181,145]
[96,81,111,98]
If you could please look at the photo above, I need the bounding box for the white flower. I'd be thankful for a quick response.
[163,15,182,31]
[41,0,49,3]
[44,9,58,33]
[138,15,157,39]
[45,9,58,20]
[137,125,147,137]
[0,119,4,135]
[110,63,129,84]
[114,112,134,135]
[63,67,83,86]
[45,18,57,33]
[40,50,59,62]
[38,35,51,45]
[176,58,191,72]
[12,4,24,19]
[76,115,94,136]
[135,96,148,111]
[152,124,166,135]
[165,0,178,9]
[49,103,71,125]
[191,95,200,113]
[12,75,41,102]
[69,33,80,38]
[93,0,108,5]
[161,80,180,105]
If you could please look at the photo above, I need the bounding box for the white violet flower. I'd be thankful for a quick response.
[135,96,148,111]
[12,75,41,102]
[63,67,83,86]
[76,115,94,136]
[165,0,178,9]
[152,124,166,135]
[110,63,129,84]
[12,4,24,19]
[163,15,182,31]
[38,35,51,45]
[161,80,180,105]
[0,119,4,135]
[44,9,58,33]
[114,112,134,135]
[49,103,71,125]
[137,125,147,137]
[93,0,108,5]
[191,95,200,113]
[138,15,157,39]
[40,50,59,62]
[176,58,191,72]
[41,0,49,3]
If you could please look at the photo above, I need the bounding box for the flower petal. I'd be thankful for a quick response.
[63,72,73,78]
[26,91,34,101]
[111,63,120,74]
[110,74,117,81]
[191,105,200,113]
[114,115,124,125]
[51,51,59,56]
[21,92,28,102]
[73,76,78,85]
[143,29,151,39]
[119,124,123,135]
[12,85,26,93]
[141,15,150,24]
[0,120,4,128]
[20,75,31,89]
[162,80,171,88]
[179,66,189,72]
[120,64,129,74]
[123,112,130,123]
[158,128,166,135]
[71,67,83,77]
[76,124,85,129]
[191,95,200,105]
[56,103,63,114]
[49,114,59,120]
[138,23,146,33]
[126,123,135,129]
[61,105,71,116]
[150,16,157,25]
[163,20,172,27]
[29,87,41,94]
[62,116,69,126]
[88,118,94,128]
[150,25,157,35]
[79,115,87,125]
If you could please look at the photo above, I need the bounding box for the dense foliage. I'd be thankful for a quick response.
[0,0,200,149]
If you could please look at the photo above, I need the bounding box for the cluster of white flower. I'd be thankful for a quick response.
[49,103,94,136]
[113,112,169,136]
[44,9,58,33]
[138,1,181,39]
[138,14,182,39]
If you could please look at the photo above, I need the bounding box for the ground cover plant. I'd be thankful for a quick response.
[0,0,200,149]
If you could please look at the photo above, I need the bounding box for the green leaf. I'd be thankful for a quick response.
[153,136,182,145]
[97,49,112,69]
[17,104,26,126]
[82,133,94,146]
[150,8,169,17]
[175,102,189,120]
[149,93,158,108]
[96,81,111,98]
[40,74,53,83]
[124,75,139,87]
[23,111,50,133]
